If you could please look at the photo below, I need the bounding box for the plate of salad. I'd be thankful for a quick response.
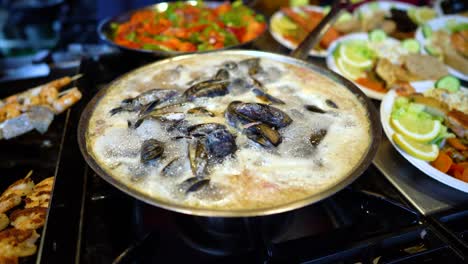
[98,1,267,56]
[381,76,468,192]
[326,32,448,100]
[415,15,468,81]
[269,5,342,57]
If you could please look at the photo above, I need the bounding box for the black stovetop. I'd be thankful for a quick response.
[31,52,467,264]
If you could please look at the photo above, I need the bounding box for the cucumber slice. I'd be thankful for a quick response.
[435,75,460,92]
[402,39,420,53]
[422,25,432,38]
[424,44,441,57]
[369,29,387,43]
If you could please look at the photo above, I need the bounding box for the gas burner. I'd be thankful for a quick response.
[173,213,294,256]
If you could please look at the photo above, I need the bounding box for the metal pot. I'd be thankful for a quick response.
[79,0,382,217]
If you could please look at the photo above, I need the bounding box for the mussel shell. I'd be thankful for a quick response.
[179,177,210,194]
[187,123,227,136]
[214,69,230,81]
[309,129,327,147]
[223,61,238,70]
[244,123,282,147]
[252,87,286,105]
[240,58,261,75]
[305,104,326,114]
[136,89,180,106]
[325,99,339,109]
[183,80,230,101]
[161,157,182,177]
[187,107,215,117]
[188,141,209,178]
[205,129,237,159]
[227,102,293,128]
[140,139,164,163]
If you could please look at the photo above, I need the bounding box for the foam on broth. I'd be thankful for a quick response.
[86,54,371,210]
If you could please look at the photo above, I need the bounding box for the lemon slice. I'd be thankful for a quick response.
[391,115,441,142]
[393,133,439,161]
[408,7,436,25]
[339,42,374,69]
[336,57,365,80]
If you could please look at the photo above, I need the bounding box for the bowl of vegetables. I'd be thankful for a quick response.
[98,1,267,56]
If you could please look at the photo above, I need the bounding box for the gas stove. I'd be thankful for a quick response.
[1,35,465,263]
[28,50,466,264]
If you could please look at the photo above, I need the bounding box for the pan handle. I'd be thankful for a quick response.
[290,0,350,60]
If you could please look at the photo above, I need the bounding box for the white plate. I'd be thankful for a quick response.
[269,5,328,57]
[380,82,468,193]
[326,33,396,100]
[415,15,468,81]
[356,0,415,15]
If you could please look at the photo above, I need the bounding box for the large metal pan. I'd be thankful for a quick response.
[97,1,267,57]
[79,0,382,217]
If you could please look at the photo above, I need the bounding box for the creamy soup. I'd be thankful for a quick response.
[86,53,371,211]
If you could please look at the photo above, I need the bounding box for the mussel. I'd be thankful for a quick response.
[187,123,227,137]
[325,99,339,109]
[205,128,237,160]
[214,68,230,81]
[309,129,327,147]
[226,101,293,129]
[161,157,182,177]
[141,139,164,164]
[179,177,210,194]
[244,123,282,147]
[110,89,179,115]
[188,140,209,178]
[187,107,215,117]
[305,104,326,114]
[183,79,230,101]
[240,58,261,75]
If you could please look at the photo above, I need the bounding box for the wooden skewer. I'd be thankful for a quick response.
[25,170,33,179]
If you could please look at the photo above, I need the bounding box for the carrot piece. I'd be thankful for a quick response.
[447,138,467,151]
[454,168,468,182]
[430,152,453,173]
[450,163,465,175]
[355,77,387,93]
[458,162,468,169]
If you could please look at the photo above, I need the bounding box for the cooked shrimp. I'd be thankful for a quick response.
[0,228,39,257]
[52,87,82,114]
[0,256,18,264]
[0,171,34,214]
[10,207,47,230]
[1,172,34,198]
[25,177,53,209]
[38,86,59,105]
[0,103,21,122]
[0,195,21,215]
[0,214,8,232]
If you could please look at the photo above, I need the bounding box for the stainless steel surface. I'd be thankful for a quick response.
[78,49,381,217]
[97,1,267,57]
[291,0,348,60]
[373,138,468,216]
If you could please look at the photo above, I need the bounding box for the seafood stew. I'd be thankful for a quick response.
[80,51,377,216]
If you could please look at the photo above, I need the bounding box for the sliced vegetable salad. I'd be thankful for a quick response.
[390,76,468,182]
[110,1,266,52]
